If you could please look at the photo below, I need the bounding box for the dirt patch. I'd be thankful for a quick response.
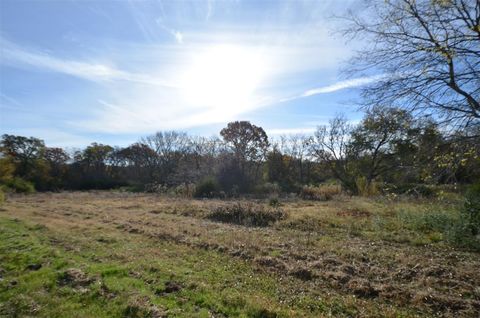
[323,271,351,285]
[120,204,143,210]
[156,281,182,295]
[25,264,42,271]
[289,267,316,281]
[254,256,287,271]
[346,278,380,298]
[58,268,95,288]
[413,292,479,312]
[337,208,371,218]
[124,295,167,318]
[310,257,344,270]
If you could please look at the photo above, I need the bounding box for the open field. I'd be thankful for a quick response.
[0,192,479,317]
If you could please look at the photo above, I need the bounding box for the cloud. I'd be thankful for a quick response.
[301,75,385,96]
[0,93,23,109]
[206,0,214,21]
[0,127,93,148]
[267,127,316,135]
[173,31,184,44]
[0,38,178,88]
[0,0,365,137]
[275,74,385,104]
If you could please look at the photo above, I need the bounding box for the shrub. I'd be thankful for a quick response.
[4,177,35,193]
[207,202,287,227]
[463,183,480,235]
[172,183,195,198]
[388,183,436,198]
[253,182,281,197]
[268,197,281,208]
[300,184,341,201]
[194,178,219,198]
[144,183,168,193]
[355,177,381,197]
[0,189,4,205]
[397,209,455,233]
[395,203,480,251]
[445,216,480,252]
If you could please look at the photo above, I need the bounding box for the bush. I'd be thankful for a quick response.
[387,183,436,198]
[0,189,4,205]
[300,184,341,201]
[172,183,195,198]
[397,209,455,233]
[253,182,281,197]
[395,202,480,251]
[355,177,381,197]
[144,183,168,193]
[3,177,35,193]
[194,178,219,198]
[268,197,281,208]
[207,202,287,227]
[463,183,480,235]
[446,219,480,251]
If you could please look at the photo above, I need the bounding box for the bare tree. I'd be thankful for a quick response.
[141,131,190,184]
[341,0,480,129]
[311,115,358,192]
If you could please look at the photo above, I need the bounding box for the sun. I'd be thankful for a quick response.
[179,45,267,112]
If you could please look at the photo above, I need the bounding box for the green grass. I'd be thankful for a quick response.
[1,192,478,317]
[0,216,361,317]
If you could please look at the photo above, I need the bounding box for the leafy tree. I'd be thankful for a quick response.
[220,121,269,192]
[0,134,46,179]
[116,143,158,184]
[0,157,15,184]
[69,143,115,189]
[220,121,269,163]
[350,106,415,186]
[44,147,70,188]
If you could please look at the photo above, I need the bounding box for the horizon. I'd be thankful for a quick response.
[1,0,372,147]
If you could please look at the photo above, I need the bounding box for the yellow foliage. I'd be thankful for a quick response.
[300,184,342,201]
[0,157,15,183]
[356,177,381,197]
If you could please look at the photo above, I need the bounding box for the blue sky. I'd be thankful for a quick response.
[0,0,372,147]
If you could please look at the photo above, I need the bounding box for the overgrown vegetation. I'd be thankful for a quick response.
[300,183,342,201]
[207,202,287,227]
[194,178,220,198]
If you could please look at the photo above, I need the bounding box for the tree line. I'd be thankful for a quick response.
[2,0,479,197]
[1,107,478,197]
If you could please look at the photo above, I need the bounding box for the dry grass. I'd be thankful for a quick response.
[300,184,342,201]
[0,191,479,317]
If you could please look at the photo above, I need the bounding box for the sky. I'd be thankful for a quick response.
[0,0,373,147]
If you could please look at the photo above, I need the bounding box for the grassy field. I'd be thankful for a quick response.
[0,192,479,317]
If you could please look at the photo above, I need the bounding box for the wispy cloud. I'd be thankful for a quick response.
[277,75,385,104]
[0,93,23,109]
[206,0,214,21]
[267,127,316,135]
[301,75,385,96]
[0,38,178,88]
[1,0,365,138]
[0,127,93,148]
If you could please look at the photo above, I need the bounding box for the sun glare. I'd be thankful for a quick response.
[179,45,267,111]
